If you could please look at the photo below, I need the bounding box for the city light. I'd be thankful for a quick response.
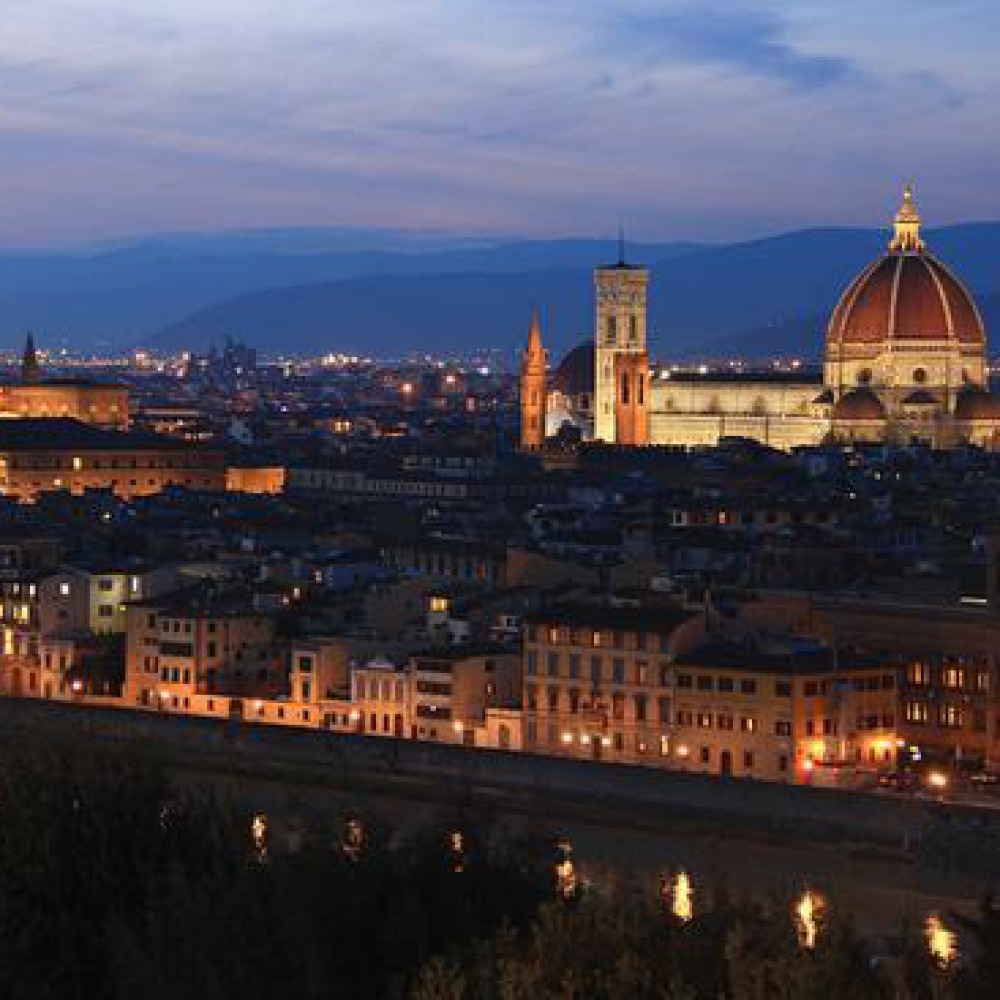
[927,771,949,791]
[794,890,825,950]
[926,914,958,966]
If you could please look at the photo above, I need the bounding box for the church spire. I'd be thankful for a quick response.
[21,332,40,384]
[889,182,924,253]
[520,306,547,452]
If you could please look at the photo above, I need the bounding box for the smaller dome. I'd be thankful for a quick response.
[551,342,595,396]
[902,390,937,406]
[955,388,1000,421]
[832,389,886,422]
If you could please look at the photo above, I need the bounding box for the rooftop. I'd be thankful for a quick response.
[0,418,216,453]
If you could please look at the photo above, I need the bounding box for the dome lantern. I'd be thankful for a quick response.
[889,183,924,254]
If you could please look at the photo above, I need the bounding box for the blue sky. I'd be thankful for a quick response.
[1,0,997,246]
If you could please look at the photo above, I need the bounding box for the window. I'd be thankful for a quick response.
[775,720,792,737]
[547,652,559,677]
[635,694,647,722]
[696,712,712,729]
[612,658,625,684]
[98,605,113,618]
[717,713,734,731]
[696,675,713,692]
[569,654,581,679]
[98,579,114,592]
[590,656,602,683]
[908,662,929,686]
[700,747,710,765]
[740,679,757,695]
[775,681,792,698]
[940,704,964,728]
[740,716,757,733]
[718,677,734,693]
[677,673,693,689]
[526,652,537,676]
[942,667,965,689]
[743,751,754,769]
[658,696,671,723]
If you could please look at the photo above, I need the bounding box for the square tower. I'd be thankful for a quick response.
[593,262,650,444]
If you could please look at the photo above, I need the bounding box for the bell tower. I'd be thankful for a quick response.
[519,307,547,452]
[593,236,649,445]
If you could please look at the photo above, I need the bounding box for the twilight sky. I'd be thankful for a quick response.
[1,0,997,247]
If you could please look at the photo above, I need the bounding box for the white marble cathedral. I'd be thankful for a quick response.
[521,187,1000,452]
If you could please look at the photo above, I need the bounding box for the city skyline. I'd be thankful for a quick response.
[2,1,998,247]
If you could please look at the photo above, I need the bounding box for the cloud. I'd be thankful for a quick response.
[0,1,995,245]
[612,5,859,89]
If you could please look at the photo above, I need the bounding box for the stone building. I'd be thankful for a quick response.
[0,335,131,429]
[534,187,1000,450]
[0,418,226,501]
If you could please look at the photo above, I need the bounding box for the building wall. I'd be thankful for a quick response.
[0,384,130,429]
[523,614,899,784]
[0,447,226,501]
[124,604,279,707]
[227,466,286,494]
[649,410,828,449]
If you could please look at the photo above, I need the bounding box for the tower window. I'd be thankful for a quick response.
[629,315,638,342]
[621,373,630,405]
[606,316,616,343]
[638,374,645,405]
[913,368,927,384]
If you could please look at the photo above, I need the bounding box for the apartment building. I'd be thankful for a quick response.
[124,591,282,712]
[523,603,899,784]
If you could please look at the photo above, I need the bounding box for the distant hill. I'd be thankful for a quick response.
[697,291,1000,362]
[151,223,1000,360]
[0,233,699,349]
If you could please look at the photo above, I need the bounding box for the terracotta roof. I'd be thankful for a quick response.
[551,343,595,396]
[954,388,1000,421]
[827,253,985,348]
[831,389,886,422]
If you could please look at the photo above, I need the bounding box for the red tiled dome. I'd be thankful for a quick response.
[831,389,886,421]
[551,342,594,396]
[827,253,985,349]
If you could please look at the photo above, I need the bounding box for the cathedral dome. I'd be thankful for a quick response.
[954,387,1000,421]
[551,342,595,396]
[832,389,886,421]
[826,188,985,350]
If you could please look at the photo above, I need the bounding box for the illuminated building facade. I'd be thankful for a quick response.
[537,187,1000,450]
[0,419,226,501]
[0,335,131,430]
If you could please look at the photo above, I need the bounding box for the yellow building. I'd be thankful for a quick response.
[523,604,900,784]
